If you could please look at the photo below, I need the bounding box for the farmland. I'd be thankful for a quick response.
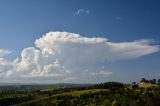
[0,80,160,106]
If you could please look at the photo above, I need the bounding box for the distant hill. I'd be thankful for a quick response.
[0,83,93,90]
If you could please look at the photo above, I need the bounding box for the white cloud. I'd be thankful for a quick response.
[0,32,159,83]
[73,9,90,16]
[89,71,112,76]
[0,49,11,58]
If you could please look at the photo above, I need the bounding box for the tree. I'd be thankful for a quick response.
[132,82,136,85]
[152,79,156,84]
[132,84,139,89]
[112,100,121,106]
[140,78,146,83]
[158,79,160,85]
[149,79,157,84]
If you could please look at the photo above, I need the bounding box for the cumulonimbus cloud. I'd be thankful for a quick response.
[0,32,159,83]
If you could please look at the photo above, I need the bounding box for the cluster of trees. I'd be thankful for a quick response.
[94,82,124,89]
[26,85,160,106]
[0,90,41,106]
[140,78,160,84]
[0,80,160,106]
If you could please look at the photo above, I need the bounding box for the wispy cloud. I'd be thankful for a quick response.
[73,9,90,16]
[115,16,121,20]
[89,71,112,76]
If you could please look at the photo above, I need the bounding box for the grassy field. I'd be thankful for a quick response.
[61,89,108,96]
[12,89,107,106]
[40,88,54,91]
[138,83,158,88]
[2,82,160,106]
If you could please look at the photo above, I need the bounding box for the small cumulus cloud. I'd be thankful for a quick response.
[0,32,159,83]
[0,49,12,58]
[73,9,90,16]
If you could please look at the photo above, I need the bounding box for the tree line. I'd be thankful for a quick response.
[140,78,160,84]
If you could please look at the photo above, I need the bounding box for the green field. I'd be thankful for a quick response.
[61,89,108,96]
[139,83,158,88]
[0,81,160,106]
[12,89,108,106]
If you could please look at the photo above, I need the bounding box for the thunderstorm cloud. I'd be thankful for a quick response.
[0,32,159,83]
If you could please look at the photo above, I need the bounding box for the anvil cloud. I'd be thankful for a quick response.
[0,32,159,83]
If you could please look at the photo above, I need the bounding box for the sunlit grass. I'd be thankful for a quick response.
[61,89,108,96]
[139,84,158,88]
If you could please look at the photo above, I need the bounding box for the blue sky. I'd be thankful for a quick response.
[0,0,160,83]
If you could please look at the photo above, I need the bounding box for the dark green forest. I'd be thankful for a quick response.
[0,78,160,106]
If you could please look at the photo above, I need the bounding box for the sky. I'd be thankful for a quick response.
[0,0,160,84]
